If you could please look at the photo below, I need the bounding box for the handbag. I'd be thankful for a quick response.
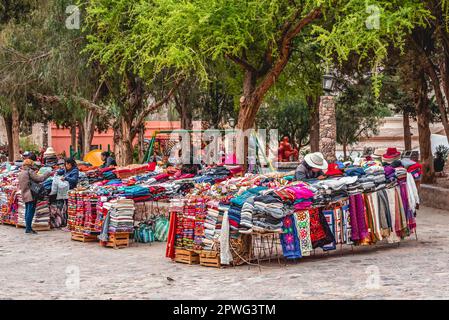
[28,170,46,201]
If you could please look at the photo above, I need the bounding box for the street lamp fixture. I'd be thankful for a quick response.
[229,117,235,128]
[322,70,336,95]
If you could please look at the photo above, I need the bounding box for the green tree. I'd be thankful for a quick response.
[257,96,311,151]
[92,0,428,132]
[336,82,391,160]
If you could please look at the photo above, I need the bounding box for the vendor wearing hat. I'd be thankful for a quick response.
[294,152,328,181]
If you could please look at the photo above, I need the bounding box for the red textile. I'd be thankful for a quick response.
[407,163,422,173]
[166,212,177,259]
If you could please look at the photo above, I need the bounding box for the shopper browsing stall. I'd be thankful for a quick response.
[294,152,328,181]
[18,159,51,234]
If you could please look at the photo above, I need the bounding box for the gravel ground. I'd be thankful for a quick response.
[1,205,449,300]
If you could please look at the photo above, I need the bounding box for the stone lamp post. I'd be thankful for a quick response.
[319,71,337,162]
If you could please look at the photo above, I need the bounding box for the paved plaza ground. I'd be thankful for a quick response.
[1,206,449,300]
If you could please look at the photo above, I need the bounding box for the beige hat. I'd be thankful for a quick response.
[44,147,56,157]
[373,148,387,158]
[304,152,328,170]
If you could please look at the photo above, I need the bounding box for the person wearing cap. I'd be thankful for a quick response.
[294,152,328,181]
[100,151,117,168]
[22,151,37,162]
[18,159,52,234]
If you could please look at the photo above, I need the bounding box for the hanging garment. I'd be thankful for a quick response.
[220,210,233,265]
[348,194,369,243]
[365,193,382,242]
[322,209,337,251]
[341,202,353,245]
[376,190,391,238]
[395,187,409,238]
[294,210,313,256]
[400,180,416,232]
[49,199,67,228]
[309,208,335,249]
[280,215,302,259]
[334,207,343,244]
[166,211,177,259]
[385,188,400,243]
[406,172,419,216]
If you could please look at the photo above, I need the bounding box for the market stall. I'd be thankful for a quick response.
[165,159,421,268]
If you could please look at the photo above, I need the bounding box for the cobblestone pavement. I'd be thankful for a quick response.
[1,206,449,300]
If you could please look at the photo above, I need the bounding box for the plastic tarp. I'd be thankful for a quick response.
[83,149,103,167]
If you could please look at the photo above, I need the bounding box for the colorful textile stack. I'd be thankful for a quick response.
[74,191,87,232]
[193,201,207,250]
[181,198,203,249]
[406,162,422,181]
[82,194,98,234]
[251,190,287,232]
[203,200,220,250]
[94,197,111,233]
[33,200,50,229]
[107,199,135,233]
[118,185,151,202]
[170,198,186,248]
[67,191,77,231]
[16,192,25,226]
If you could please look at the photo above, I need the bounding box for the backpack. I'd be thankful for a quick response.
[28,170,46,201]
[134,223,155,243]
[154,216,169,242]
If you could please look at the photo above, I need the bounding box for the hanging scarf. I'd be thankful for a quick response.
[220,210,233,265]
[165,211,177,259]
[280,215,302,259]
[376,189,391,238]
[341,202,353,245]
[309,208,335,249]
[348,194,369,243]
[322,209,337,251]
[294,210,312,256]
[385,188,400,243]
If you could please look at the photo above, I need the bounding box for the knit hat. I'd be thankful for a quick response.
[23,159,34,168]
[304,152,328,170]
[326,163,343,176]
[44,147,56,157]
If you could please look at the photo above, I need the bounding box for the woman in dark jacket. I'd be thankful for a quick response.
[18,159,51,234]
[57,158,79,189]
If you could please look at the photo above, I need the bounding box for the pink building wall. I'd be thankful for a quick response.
[50,121,199,156]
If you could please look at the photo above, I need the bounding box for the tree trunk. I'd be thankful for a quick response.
[403,110,412,151]
[114,118,135,166]
[4,115,14,162]
[181,104,193,130]
[416,43,449,141]
[415,71,435,184]
[307,95,320,152]
[42,121,49,150]
[81,110,96,158]
[343,142,347,161]
[11,103,20,161]
[70,125,77,151]
[137,124,145,163]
